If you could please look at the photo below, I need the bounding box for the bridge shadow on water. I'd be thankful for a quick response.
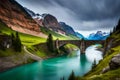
[79,53,90,74]
[80,54,88,66]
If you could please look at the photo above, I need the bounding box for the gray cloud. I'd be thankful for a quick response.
[16,0,120,32]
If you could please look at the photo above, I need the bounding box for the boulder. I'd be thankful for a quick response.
[109,54,120,70]
[101,66,110,73]
[102,53,120,73]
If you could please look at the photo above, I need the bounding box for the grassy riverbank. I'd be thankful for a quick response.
[77,33,120,80]
[0,47,37,72]
[80,46,120,80]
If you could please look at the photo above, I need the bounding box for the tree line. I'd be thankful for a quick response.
[11,32,22,52]
[110,19,120,35]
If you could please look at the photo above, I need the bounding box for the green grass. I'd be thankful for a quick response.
[41,27,80,40]
[0,21,46,46]
[0,21,80,46]
[77,46,120,80]
[27,44,54,58]
[0,20,80,58]
[59,43,79,56]
[64,43,79,49]
[87,68,120,80]
[19,33,46,46]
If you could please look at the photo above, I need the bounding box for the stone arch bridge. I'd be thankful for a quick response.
[55,39,105,54]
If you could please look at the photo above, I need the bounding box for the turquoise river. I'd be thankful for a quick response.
[0,45,103,80]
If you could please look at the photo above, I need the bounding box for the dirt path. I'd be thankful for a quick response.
[24,46,43,61]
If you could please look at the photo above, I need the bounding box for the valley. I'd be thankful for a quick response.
[0,0,120,80]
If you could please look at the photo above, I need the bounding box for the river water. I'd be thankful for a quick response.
[0,45,103,80]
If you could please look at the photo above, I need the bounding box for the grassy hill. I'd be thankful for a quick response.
[0,21,46,46]
[0,20,80,72]
[40,27,80,40]
[0,21,79,46]
[0,20,80,58]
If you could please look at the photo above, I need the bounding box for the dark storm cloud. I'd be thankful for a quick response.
[19,0,120,21]
[16,0,120,31]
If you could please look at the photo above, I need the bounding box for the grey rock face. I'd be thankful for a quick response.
[109,54,120,70]
[102,53,120,73]
[102,66,110,73]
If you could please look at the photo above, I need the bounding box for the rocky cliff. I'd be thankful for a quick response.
[0,0,42,35]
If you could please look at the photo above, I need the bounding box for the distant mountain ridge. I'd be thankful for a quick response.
[75,32,85,39]
[87,31,109,40]
[24,7,77,36]
[59,22,76,36]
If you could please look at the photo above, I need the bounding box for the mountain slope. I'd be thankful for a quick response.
[75,32,85,39]
[24,8,78,37]
[24,8,66,35]
[0,0,46,37]
[59,22,76,36]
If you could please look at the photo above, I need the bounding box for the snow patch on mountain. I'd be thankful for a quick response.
[87,31,109,40]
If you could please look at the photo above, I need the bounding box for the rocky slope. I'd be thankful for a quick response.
[25,8,78,36]
[0,0,47,37]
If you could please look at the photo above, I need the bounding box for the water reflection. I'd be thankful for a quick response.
[80,54,88,68]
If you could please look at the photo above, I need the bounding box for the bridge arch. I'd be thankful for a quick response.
[55,39,105,54]
[55,40,81,49]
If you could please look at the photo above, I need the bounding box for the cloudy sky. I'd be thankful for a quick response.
[16,0,120,37]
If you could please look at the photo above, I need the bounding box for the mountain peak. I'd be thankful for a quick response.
[87,31,109,40]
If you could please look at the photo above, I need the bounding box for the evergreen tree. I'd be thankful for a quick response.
[15,32,22,52]
[110,30,112,36]
[116,19,120,33]
[92,59,97,69]
[68,71,75,80]
[46,34,54,52]
[111,19,120,34]
[11,32,22,52]
[11,33,15,45]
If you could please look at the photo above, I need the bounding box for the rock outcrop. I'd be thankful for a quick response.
[102,53,120,73]
[109,53,120,70]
